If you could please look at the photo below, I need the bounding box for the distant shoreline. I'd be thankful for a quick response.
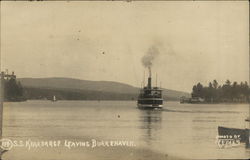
[4,99,175,102]
[4,100,249,105]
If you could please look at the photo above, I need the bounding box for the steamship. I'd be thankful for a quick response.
[137,68,163,109]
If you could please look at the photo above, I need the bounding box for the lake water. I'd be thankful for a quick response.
[2,100,250,160]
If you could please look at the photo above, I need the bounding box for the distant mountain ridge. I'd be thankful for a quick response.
[18,77,190,100]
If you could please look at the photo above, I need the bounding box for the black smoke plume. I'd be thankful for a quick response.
[141,46,160,68]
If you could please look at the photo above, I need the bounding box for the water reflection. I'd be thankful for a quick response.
[139,109,162,145]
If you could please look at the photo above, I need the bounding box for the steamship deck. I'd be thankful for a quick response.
[137,88,163,109]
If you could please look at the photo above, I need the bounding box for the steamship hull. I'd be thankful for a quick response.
[137,103,163,109]
[137,98,163,109]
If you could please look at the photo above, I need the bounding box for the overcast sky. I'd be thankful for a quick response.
[0,1,249,92]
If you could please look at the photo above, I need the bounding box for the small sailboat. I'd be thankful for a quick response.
[51,95,57,102]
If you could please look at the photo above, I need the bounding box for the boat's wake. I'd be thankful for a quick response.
[162,108,239,114]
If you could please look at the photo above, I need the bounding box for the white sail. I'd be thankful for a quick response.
[53,96,56,101]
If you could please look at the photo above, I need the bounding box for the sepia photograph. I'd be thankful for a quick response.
[0,1,249,160]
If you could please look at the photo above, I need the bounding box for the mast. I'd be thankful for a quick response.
[143,70,145,87]
[156,73,158,87]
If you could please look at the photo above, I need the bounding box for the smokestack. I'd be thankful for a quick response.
[141,45,160,89]
[147,67,152,89]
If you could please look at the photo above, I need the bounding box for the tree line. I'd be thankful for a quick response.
[192,80,249,103]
